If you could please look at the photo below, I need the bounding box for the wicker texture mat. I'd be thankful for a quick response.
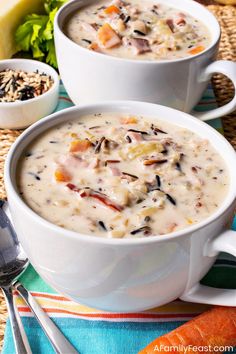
[0,4,235,350]
[209,5,236,147]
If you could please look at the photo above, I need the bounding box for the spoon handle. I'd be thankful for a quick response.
[2,287,32,354]
[15,282,79,354]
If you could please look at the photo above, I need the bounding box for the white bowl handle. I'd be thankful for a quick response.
[180,230,236,306]
[194,60,236,121]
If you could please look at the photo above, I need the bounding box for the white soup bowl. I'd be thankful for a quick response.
[54,0,236,121]
[4,101,236,312]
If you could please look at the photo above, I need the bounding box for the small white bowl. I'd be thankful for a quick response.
[0,59,59,129]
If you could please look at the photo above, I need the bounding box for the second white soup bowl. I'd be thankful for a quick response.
[5,101,236,312]
[54,0,236,121]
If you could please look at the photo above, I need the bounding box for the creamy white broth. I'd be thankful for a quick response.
[64,0,211,60]
[17,113,228,238]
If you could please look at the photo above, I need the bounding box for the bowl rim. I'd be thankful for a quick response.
[4,100,236,245]
[55,0,221,65]
[0,59,59,107]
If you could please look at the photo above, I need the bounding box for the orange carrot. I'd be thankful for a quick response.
[188,45,205,55]
[97,23,121,49]
[104,5,120,15]
[139,306,236,354]
[69,139,92,153]
[89,42,102,52]
[120,116,138,124]
[54,168,71,182]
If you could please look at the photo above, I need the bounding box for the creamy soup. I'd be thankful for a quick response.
[65,0,211,60]
[18,113,228,238]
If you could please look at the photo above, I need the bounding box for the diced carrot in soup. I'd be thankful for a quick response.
[120,117,138,124]
[97,23,121,49]
[54,168,71,182]
[188,45,205,55]
[69,139,92,153]
[104,5,120,15]
[89,42,101,52]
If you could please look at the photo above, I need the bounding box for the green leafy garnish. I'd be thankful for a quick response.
[15,0,67,68]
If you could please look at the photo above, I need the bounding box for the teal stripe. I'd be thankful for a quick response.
[3,318,188,354]
[3,318,236,354]
[20,265,56,294]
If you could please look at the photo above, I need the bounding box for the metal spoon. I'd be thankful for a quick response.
[0,201,79,354]
[0,200,31,354]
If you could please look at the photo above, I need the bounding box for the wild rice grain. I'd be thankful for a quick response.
[0,69,54,103]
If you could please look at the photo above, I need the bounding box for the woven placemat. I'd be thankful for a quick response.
[0,4,235,350]
[209,5,236,148]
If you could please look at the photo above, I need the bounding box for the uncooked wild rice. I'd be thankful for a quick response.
[0,69,54,103]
